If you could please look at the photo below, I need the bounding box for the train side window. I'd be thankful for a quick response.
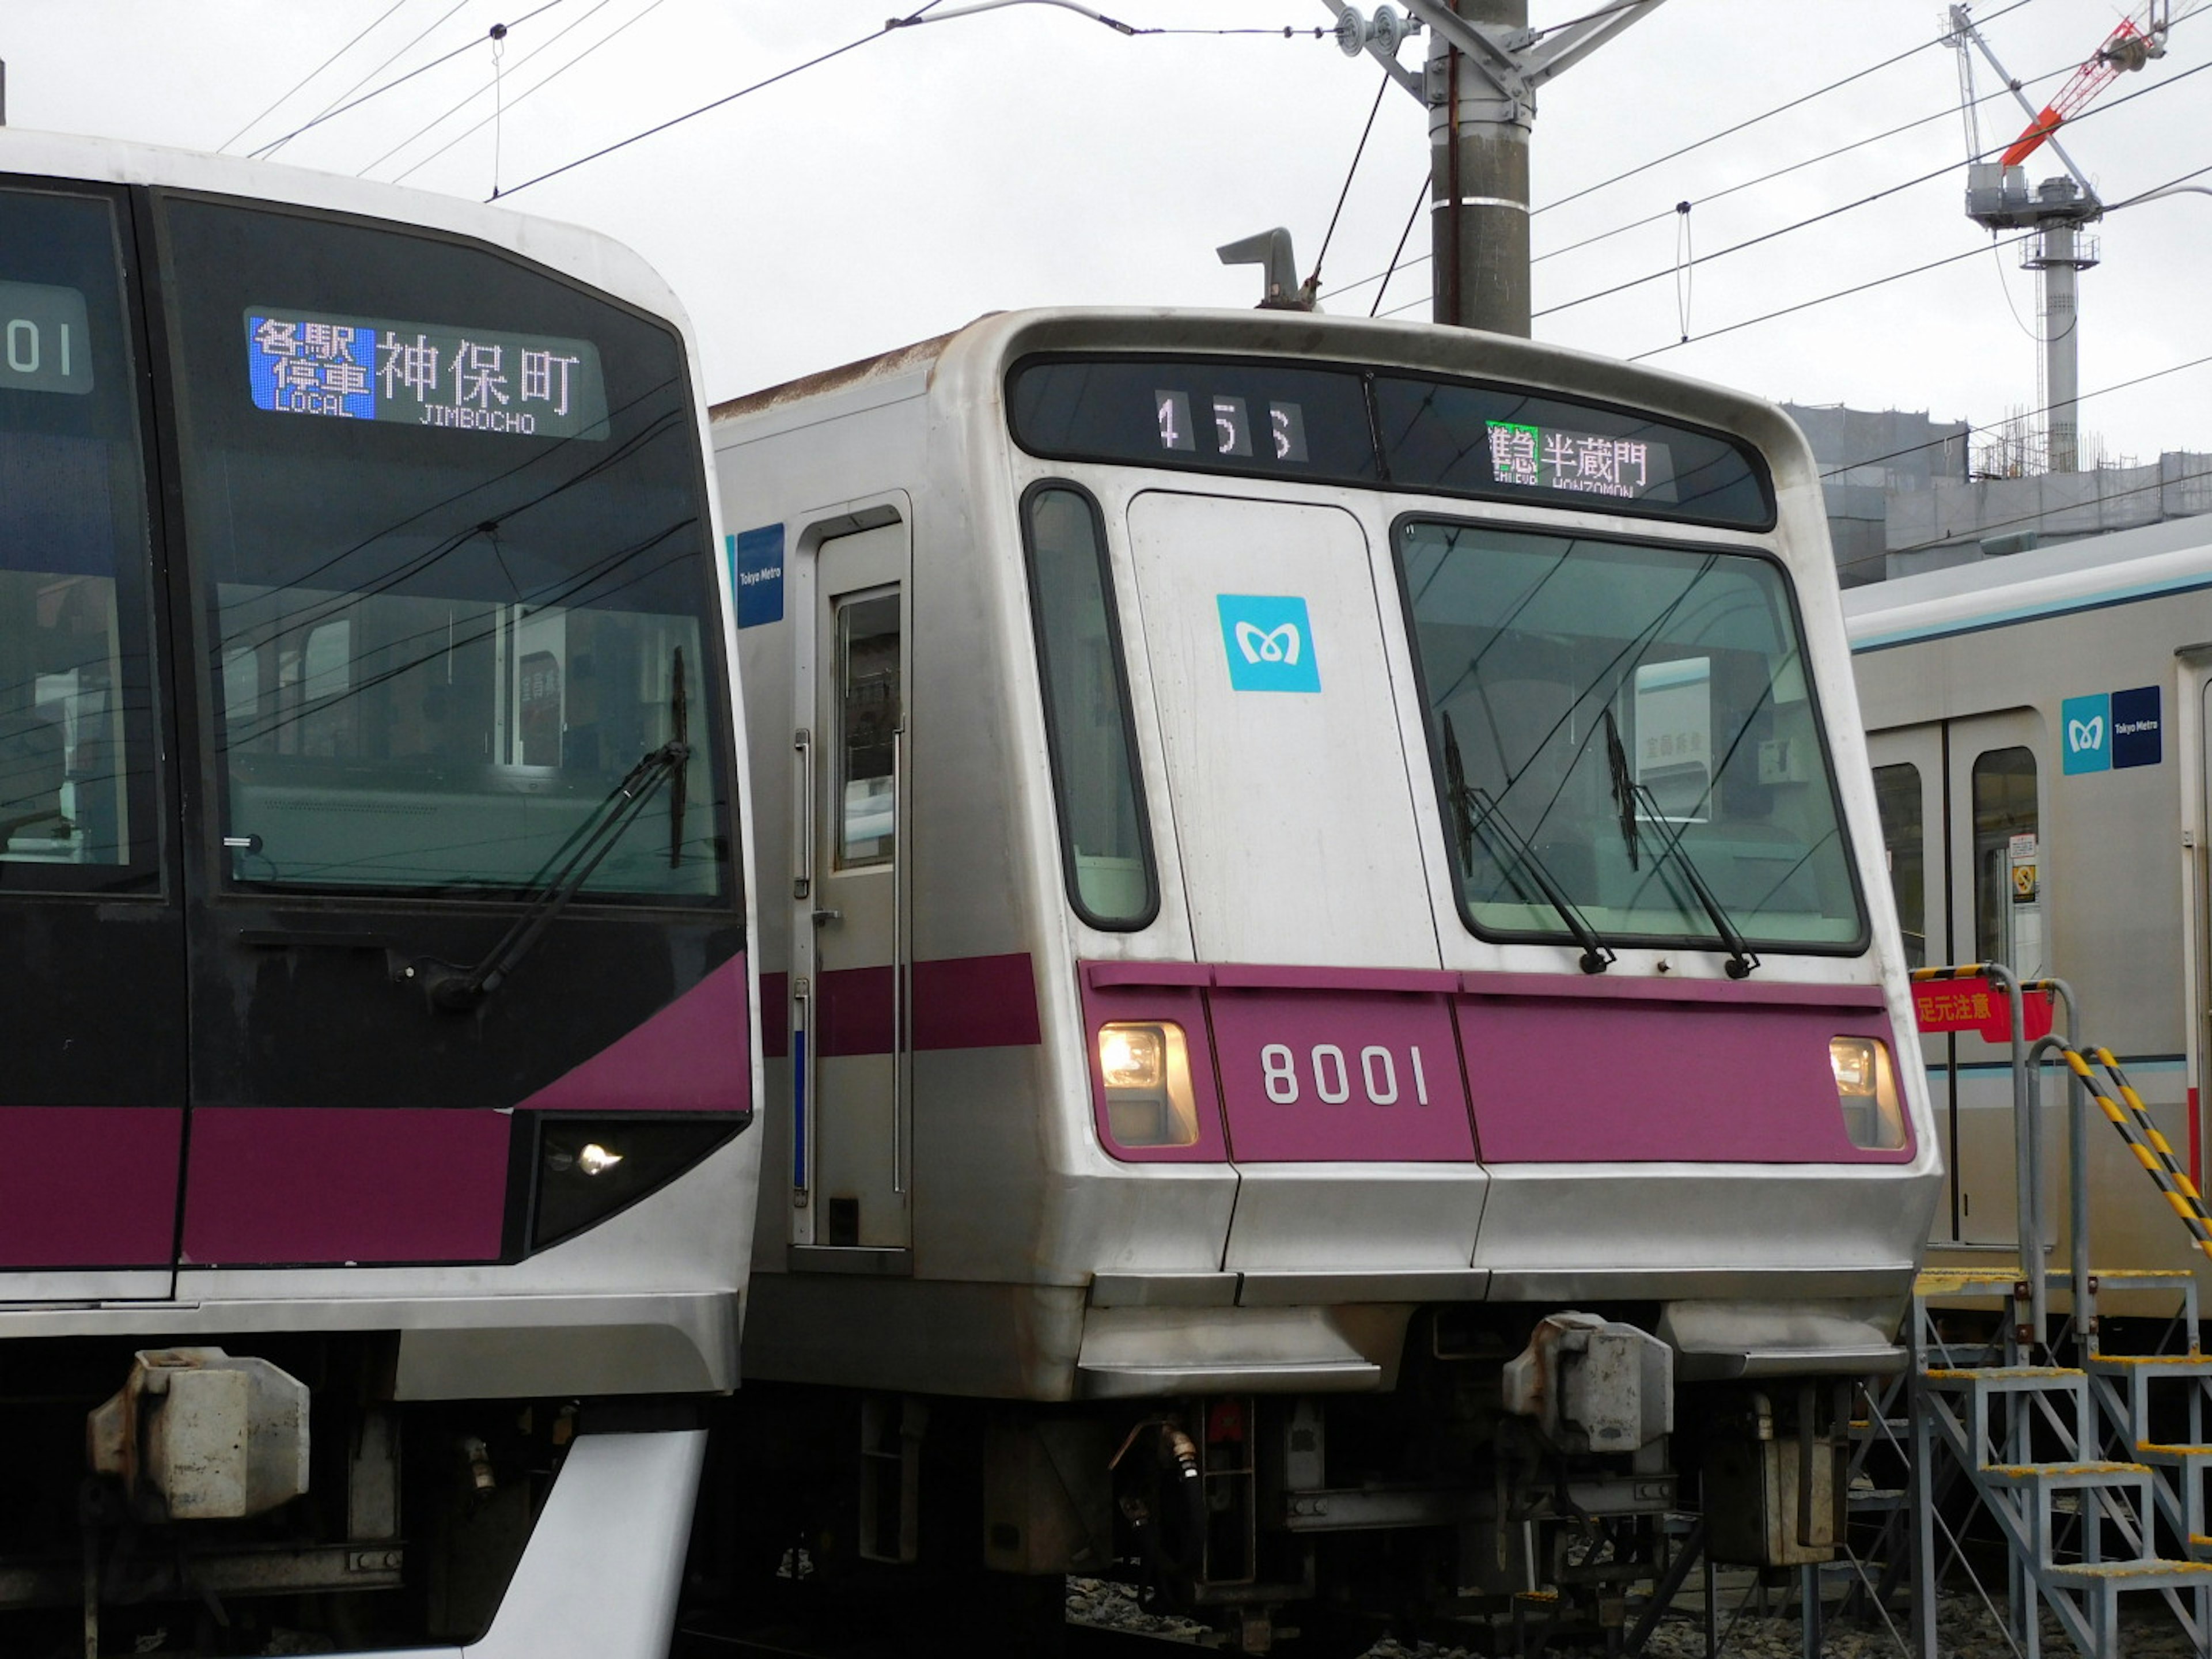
[1872,763,1926,969]
[1021,483,1158,929]
[834,591,900,869]
[1971,747,2040,974]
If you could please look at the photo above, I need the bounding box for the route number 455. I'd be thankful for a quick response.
[1259,1043,1431,1107]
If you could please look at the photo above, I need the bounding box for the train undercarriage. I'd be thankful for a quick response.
[705,1305,1870,1656]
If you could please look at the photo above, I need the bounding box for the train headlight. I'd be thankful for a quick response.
[1097,1021,1199,1147]
[531,1118,745,1251]
[1830,1036,1905,1150]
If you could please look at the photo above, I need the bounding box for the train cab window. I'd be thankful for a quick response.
[0,186,158,887]
[834,592,899,869]
[1021,484,1156,929]
[1872,763,1926,968]
[1396,519,1864,952]
[1972,747,2041,975]
[157,196,730,900]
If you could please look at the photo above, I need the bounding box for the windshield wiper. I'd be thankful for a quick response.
[1442,713,1615,975]
[1602,709,1759,979]
[406,648,691,1012]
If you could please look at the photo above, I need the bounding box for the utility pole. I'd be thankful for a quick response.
[1324,0,1671,335]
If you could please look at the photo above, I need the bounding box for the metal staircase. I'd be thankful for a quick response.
[1908,1268,2212,1656]
[1891,965,2212,1656]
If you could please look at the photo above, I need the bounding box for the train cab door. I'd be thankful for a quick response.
[0,181,186,1298]
[1944,711,2051,1249]
[1123,491,1435,968]
[1868,724,1952,1243]
[791,523,911,1256]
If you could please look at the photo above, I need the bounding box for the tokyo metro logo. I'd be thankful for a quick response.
[1234,620,1302,666]
[2063,685,2161,774]
[1217,596,1320,692]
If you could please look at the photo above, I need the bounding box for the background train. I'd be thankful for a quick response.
[707,308,1940,1650]
[0,130,759,1655]
[1847,515,2212,1304]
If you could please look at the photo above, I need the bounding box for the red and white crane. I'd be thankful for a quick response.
[2000,6,2168,169]
[1949,3,2173,474]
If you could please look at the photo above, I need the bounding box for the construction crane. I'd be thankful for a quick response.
[2001,8,2167,168]
[1950,2,2172,473]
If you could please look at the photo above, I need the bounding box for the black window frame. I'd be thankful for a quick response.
[1005,351,1779,533]
[146,185,744,918]
[0,173,172,898]
[1018,478,1161,932]
[1388,509,1871,958]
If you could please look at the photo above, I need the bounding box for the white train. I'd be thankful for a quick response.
[0,130,760,1654]
[1847,514,2212,1305]
[711,308,1938,1649]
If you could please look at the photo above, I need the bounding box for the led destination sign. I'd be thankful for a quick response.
[1485,419,1676,503]
[246,308,608,440]
[1009,355,1774,529]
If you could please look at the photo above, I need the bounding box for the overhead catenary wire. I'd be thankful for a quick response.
[219,0,412,154]
[391,0,674,184]
[489,3,978,199]
[248,0,565,160]
[490,7,1340,199]
[1615,232,2039,358]
[357,0,633,178]
[1310,69,1392,288]
[1625,138,2212,362]
[1529,56,2212,325]
[1323,12,2075,303]
[1371,173,1429,318]
[1537,0,2044,220]
[267,0,475,157]
[1819,348,2212,482]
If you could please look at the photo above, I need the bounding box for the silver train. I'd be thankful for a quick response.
[1847,516,2212,1304]
[711,308,1939,1646]
[0,131,760,1654]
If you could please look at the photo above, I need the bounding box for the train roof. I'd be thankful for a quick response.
[1842,512,2212,652]
[0,124,693,337]
[708,306,1820,479]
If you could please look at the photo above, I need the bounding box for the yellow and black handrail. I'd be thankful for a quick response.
[2060,1045,2212,1264]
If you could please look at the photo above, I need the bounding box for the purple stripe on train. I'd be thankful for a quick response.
[182,1107,511,1266]
[518,951,751,1114]
[1080,962,1911,1166]
[0,1107,182,1268]
[759,953,1042,1059]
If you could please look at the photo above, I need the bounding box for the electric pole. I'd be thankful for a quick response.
[1324,0,1672,335]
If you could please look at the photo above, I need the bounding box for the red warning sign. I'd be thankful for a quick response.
[1911,975,2054,1044]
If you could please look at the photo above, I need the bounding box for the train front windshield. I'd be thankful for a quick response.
[1009,351,1862,956]
[1399,521,1862,950]
[162,198,727,899]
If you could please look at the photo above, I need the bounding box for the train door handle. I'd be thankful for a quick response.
[811,908,843,926]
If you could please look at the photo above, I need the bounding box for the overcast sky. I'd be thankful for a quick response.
[4,1,2209,465]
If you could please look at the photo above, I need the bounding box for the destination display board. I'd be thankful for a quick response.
[0,281,94,396]
[1008,354,1772,528]
[245,308,608,440]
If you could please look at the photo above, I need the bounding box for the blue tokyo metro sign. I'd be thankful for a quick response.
[1217,594,1320,694]
[2062,685,2161,775]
